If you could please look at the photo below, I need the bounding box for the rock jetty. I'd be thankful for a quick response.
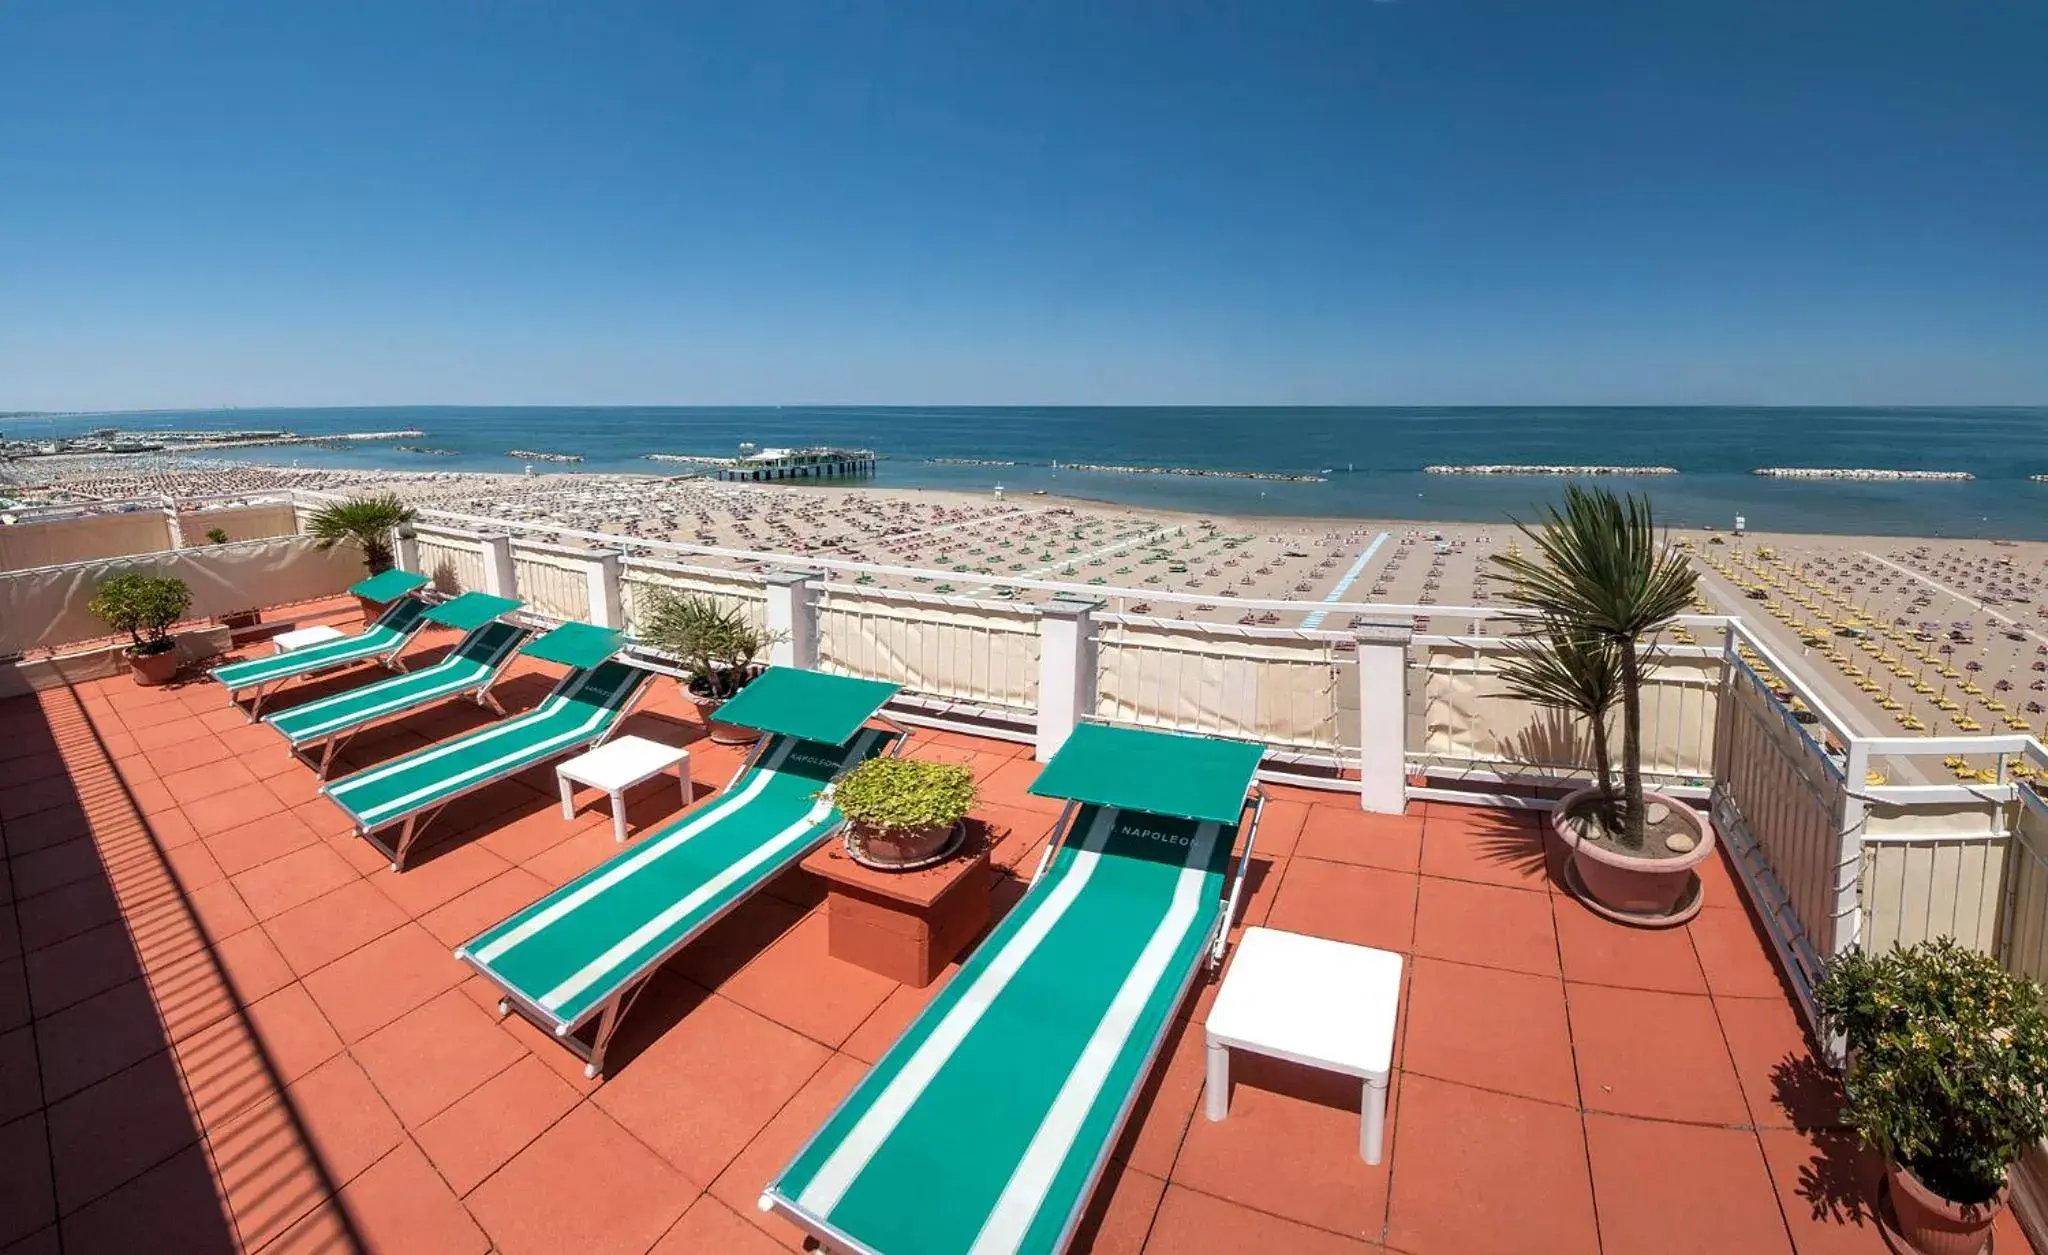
[1051,461,1323,483]
[509,449,583,463]
[1424,464,1678,476]
[1753,468,1973,481]
[926,457,1019,467]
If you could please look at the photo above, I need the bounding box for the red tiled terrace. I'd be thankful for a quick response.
[0,597,2025,1253]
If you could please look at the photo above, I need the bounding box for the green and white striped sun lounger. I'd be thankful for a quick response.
[212,592,431,716]
[265,616,531,777]
[457,666,904,1076]
[322,649,651,871]
[761,723,1267,1255]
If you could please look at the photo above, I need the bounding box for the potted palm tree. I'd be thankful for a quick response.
[638,590,784,745]
[1816,939,2048,1255]
[308,495,416,617]
[88,572,193,686]
[1493,486,1713,924]
[831,757,977,871]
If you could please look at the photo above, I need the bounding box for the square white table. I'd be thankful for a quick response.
[1204,926,1404,1164]
[556,736,691,844]
[272,625,347,653]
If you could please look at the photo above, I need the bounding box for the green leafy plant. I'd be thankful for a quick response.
[308,494,416,574]
[830,757,978,832]
[1815,939,2048,1206]
[638,590,784,700]
[1491,486,1697,848]
[1496,616,1623,806]
[204,526,230,545]
[87,572,193,657]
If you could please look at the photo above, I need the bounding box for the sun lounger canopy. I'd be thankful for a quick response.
[422,592,523,631]
[521,621,623,668]
[1030,722,1262,824]
[713,667,900,746]
[348,568,429,603]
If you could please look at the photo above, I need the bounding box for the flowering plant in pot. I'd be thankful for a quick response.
[1815,938,2048,1255]
[638,590,785,745]
[87,572,193,686]
[1492,485,1710,924]
[829,757,978,871]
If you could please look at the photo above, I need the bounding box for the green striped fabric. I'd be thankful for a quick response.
[766,804,1236,1255]
[459,727,894,1031]
[264,621,528,747]
[323,659,648,832]
[212,597,429,692]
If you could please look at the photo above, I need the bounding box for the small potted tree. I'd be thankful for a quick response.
[1816,938,2048,1255]
[1493,486,1713,924]
[831,757,978,871]
[308,494,416,618]
[88,572,193,686]
[639,590,784,745]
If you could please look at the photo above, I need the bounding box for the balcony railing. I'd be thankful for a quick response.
[14,490,2048,1034]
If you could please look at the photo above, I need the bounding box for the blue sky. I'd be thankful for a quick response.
[2,0,2044,409]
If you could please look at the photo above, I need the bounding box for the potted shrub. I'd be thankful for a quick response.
[308,494,416,618]
[639,590,784,745]
[1816,939,2048,1255]
[203,527,262,629]
[831,757,977,871]
[88,572,193,686]
[1493,485,1713,924]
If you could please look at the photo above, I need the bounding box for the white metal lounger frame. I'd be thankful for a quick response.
[354,664,655,873]
[289,626,531,779]
[484,715,912,1078]
[761,780,1266,1255]
[228,599,424,720]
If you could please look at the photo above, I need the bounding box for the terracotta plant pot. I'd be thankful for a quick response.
[684,688,760,746]
[1884,1158,2007,1255]
[1550,785,1715,927]
[845,820,963,873]
[129,646,181,687]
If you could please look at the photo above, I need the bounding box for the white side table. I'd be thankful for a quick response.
[556,736,691,843]
[1204,926,1403,1164]
[273,625,347,653]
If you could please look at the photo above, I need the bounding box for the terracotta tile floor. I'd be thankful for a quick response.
[0,598,2030,1253]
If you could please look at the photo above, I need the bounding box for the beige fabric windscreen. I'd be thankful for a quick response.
[1858,798,2012,954]
[176,502,298,544]
[1421,642,1720,781]
[414,532,486,595]
[1713,664,1849,960]
[511,545,595,623]
[2005,793,2048,984]
[1095,618,1343,752]
[620,560,767,633]
[0,536,362,655]
[0,511,175,572]
[817,588,1040,709]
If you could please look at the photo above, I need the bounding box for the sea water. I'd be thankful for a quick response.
[8,405,2047,539]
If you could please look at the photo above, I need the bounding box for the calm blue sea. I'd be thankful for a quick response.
[8,406,2048,539]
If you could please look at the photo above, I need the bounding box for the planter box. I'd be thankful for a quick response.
[0,625,232,698]
[801,828,991,987]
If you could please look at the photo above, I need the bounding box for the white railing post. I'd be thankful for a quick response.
[764,569,820,669]
[1833,737,1871,958]
[162,498,186,549]
[479,534,516,599]
[393,526,420,575]
[1037,596,1099,762]
[585,549,624,629]
[1355,619,1413,814]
